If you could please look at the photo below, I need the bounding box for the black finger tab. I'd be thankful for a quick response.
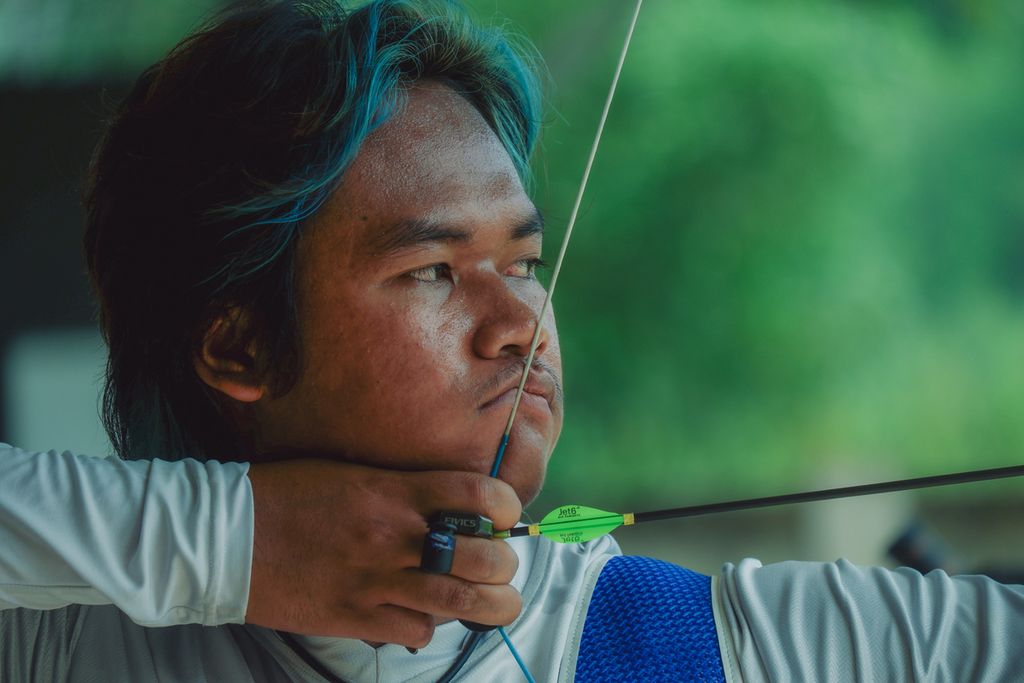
[424,515,497,632]
[420,521,457,575]
[435,511,494,539]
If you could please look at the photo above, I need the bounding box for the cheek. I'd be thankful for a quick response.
[310,295,473,410]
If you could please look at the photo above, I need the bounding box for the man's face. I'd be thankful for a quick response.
[251,84,563,505]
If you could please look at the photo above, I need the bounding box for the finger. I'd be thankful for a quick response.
[333,605,437,649]
[385,571,522,626]
[449,537,518,585]
[408,471,522,530]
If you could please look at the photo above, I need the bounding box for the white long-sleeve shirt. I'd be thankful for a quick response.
[2,443,1023,681]
[0,444,252,626]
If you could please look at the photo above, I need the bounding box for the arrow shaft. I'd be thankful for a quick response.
[502,464,1024,540]
[635,463,1024,524]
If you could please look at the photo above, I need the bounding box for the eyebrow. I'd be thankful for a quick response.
[369,208,545,256]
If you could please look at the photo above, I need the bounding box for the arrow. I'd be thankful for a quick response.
[495,463,1024,544]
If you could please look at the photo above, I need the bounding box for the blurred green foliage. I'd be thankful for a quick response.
[0,0,219,82]
[464,1,1024,508]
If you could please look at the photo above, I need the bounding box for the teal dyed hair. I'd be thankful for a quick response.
[84,0,543,460]
[209,0,543,286]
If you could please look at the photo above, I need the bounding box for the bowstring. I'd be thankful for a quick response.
[490,0,645,477]
[488,2,645,681]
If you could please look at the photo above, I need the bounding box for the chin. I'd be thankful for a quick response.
[496,452,549,508]
[515,478,545,508]
[500,429,557,506]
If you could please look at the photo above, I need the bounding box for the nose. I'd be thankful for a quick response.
[471,278,549,361]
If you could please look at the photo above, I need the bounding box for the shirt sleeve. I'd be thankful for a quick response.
[713,557,1024,682]
[0,443,254,627]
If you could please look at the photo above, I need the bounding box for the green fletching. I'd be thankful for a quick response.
[537,505,624,543]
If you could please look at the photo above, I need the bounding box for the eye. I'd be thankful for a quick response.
[407,263,453,283]
[507,257,548,279]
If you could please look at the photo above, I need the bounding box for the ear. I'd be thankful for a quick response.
[193,310,267,403]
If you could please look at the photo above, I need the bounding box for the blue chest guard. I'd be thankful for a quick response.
[575,555,726,682]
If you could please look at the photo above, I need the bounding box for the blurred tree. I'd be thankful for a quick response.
[465,1,1024,507]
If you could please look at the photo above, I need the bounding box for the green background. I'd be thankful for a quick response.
[464,1,1024,513]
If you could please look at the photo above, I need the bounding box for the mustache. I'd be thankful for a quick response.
[480,358,563,406]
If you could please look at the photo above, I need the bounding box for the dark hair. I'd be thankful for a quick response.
[84,0,542,460]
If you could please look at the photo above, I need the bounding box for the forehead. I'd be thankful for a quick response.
[310,83,531,258]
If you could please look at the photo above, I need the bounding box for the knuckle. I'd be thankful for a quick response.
[479,542,502,581]
[460,473,494,514]
[461,541,497,583]
[482,541,516,583]
[442,580,479,614]
[490,480,521,521]
[499,543,519,580]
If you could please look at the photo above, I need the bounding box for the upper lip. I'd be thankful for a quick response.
[482,366,556,409]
